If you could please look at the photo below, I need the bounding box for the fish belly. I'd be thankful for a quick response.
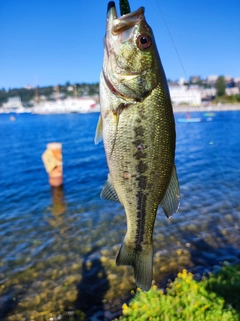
[104,86,175,238]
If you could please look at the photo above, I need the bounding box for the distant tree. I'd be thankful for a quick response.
[215,76,226,96]
[0,82,100,104]
[88,83,99,96]
[65,81,71,87]
[0,88,8,105]
[38,86,54,98]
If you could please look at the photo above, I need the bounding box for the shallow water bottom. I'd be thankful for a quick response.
[0,112,240,320]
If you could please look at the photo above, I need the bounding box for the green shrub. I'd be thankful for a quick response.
[205,264,240,312]
[119,268,239,321]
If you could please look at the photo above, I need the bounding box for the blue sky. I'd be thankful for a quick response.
[1,0,240,89]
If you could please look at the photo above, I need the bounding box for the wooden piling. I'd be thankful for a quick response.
[42,142,63,187]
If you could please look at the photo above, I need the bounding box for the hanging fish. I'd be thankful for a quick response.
[95,1,180,291]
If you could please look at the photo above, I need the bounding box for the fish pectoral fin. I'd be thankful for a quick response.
[160,164,180,218]
[116,242,153,292]
[100,174,120,203]
[110,103,125,157]
[94,115,103,145]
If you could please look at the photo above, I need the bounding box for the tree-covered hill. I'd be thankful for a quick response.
[0,82,99,106]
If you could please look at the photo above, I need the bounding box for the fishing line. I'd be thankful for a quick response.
[154,0,238,208]
[155,0,199,107]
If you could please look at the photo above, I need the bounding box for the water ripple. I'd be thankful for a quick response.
[0,112,240,319]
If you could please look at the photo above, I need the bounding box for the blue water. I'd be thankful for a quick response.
[0,111,240,320]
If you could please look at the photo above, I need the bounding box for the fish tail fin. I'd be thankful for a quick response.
[116,242,153,291]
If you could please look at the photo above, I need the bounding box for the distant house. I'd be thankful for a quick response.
[207,75,218,86]
[189,76,201,83]
[234,78,240,89]
[169,83,201,106]
[24,85,33,90]
[224,76,235,88]
[201,88,216,100]
[67,86,74,92]
[226,87,239,96]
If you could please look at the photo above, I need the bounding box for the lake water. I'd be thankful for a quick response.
[0,111,240,320]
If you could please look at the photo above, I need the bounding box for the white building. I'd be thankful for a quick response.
[169,84,201,106]
[201,87,216,99]
[207,75,218,86]
[32,97,99,114]
[224,76,233,84]
[234,78,240,89]
[226,87,239,96]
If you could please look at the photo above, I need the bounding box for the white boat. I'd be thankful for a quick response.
[177,117,202,123]
[2,97,31,113]
[203,112,215,117]
[32,97,100,114]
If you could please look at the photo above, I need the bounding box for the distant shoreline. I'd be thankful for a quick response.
[173,104,240,113]
[1,103,240,115]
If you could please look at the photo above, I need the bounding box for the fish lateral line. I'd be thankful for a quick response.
[135,191,148,250]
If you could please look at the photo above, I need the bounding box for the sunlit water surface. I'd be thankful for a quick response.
[0,112,240,320]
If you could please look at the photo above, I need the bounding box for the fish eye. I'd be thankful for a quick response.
[137,34,152,50]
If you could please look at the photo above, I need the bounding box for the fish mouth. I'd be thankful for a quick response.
[105,2,145,66]
[106,1,144,35]
[104,2,146,99]
[107,2,117,23]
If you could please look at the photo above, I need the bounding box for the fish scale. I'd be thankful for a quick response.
[95,1,180,291]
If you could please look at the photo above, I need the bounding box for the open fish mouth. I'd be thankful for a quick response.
[103,2,148,98]
[106,1,144,36]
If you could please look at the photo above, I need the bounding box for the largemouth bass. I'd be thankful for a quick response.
[95,1,180,291]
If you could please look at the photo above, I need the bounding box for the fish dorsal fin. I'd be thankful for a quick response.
[161,164,180,218]
[100,174,120,203]
[94,115,103,145]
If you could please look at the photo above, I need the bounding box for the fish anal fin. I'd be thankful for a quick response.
[100,174,120,203]
[94,115,103,145]
[116,242,153,291]
[161,164,180,218]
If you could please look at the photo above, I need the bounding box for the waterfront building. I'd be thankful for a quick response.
[226,87,239,96]
[169,83,201,106]
[189,76,201,83]
[207,75,218,86]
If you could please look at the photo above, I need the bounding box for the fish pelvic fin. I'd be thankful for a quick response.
[94,115,103,145]
[161,164,180,218]
[116,242,153,291]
